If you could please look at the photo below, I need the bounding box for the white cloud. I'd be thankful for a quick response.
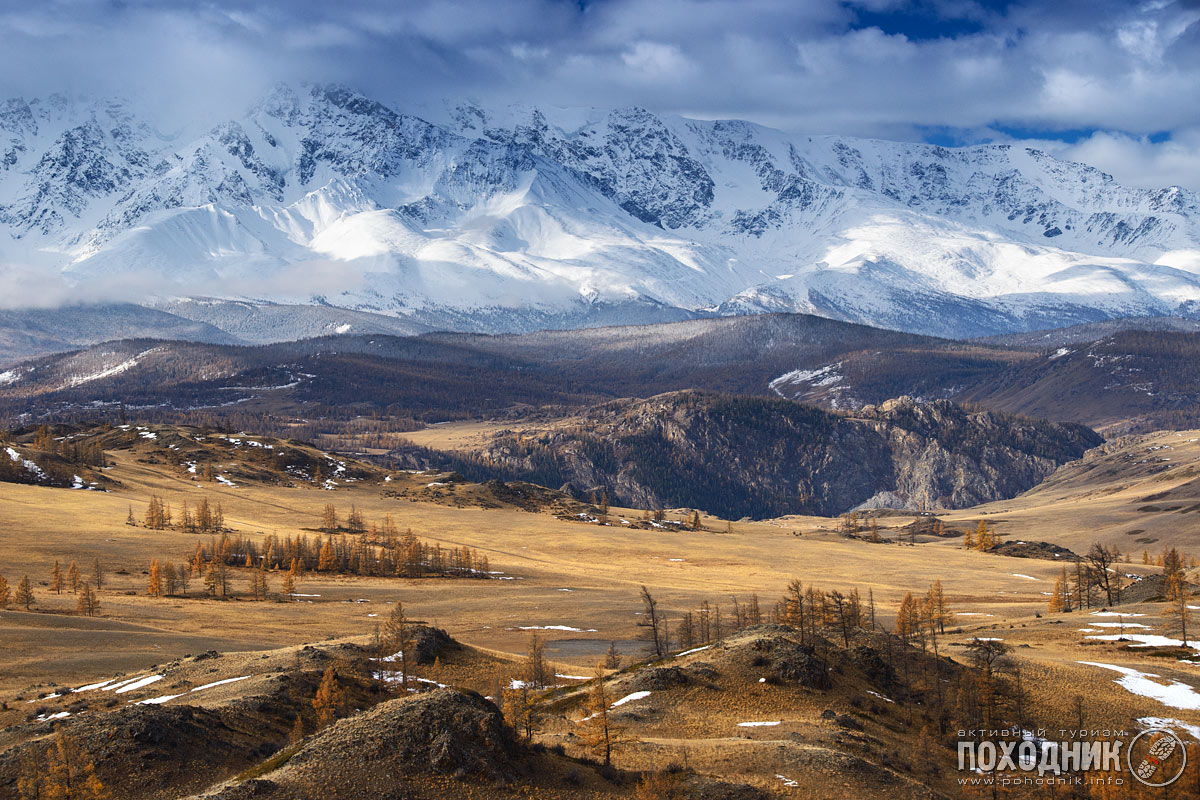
[621,42,693,79]
[0,0,1198,188]
[1052,129,1200,191]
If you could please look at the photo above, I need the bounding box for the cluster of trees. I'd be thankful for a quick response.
[293,601,418,743]
[0,424,112,488]
[185,524,490,581]
[27,425,108,467]
[1046,542,1127,612]
[133,496,226,533]
[962,520,1002,550]
[763,578,1041,764]
[774,580,882,647]
[495,629,635,767]
[1049,542,1197,647]
[837,512,884,541]
[0,574,36,611]
[895,581,953,656]
[1142,545,1198,571]
[677,596,762,650]
[0,446,84,490]
[15,732,110,800]
[635,582,879,660]
[2,559,104,616]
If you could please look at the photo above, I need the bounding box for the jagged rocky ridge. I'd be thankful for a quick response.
[1,85,1200,339]
[421,391,1102,519]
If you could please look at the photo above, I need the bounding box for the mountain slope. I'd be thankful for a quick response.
[411,391,1101,518]
[4,314,1198,432]
[2,86,1200,337]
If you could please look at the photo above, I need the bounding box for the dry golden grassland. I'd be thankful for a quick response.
[3,426,1200,797]
[937,429,1200,552]
[0,445,1094,687]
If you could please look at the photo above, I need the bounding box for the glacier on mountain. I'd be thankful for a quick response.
[1,84,1199,338]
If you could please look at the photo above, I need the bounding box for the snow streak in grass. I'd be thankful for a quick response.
[675,645,712,657]
[1078,662,1200,709]
[610,691,651,708]
[191,675,252,692]
[114,675,164,694]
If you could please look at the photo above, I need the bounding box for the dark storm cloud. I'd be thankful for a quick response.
[1,0,1199,188]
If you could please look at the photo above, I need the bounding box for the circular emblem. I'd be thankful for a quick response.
[1127,728,1187,787]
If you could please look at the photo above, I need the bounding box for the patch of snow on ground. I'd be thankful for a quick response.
[1078,662,1200,709]
[191,676,251,692]
[0,369,19,385]
[215,475,237,487]
[518,625,598,632]
[36,711,70,721]
[75,679,117,692]
[1090,622,1150,629]
[1086,633,1200,652]
[556,674,591,680]
[614,690,652,710]
[1011,574,1039,581]
[676,645,712,657]
[137,694,183,705]
[611,690,652,708]
[1091,611,1146,617]
[114,675,164,694]
[63,351,151,388]
[768,362,843,397]
[28,693,62,703]
[738,721,782,727]
[6,447,46,480]
[867,690,894,703]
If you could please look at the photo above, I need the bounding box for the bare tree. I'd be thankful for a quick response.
[827,590,851,647]
[383,601,415,693]
[1166,575,1192,648]
[1086,544,1116,605]
[604,641,622,670]
[638,586,666,659]
[523,631,552,689]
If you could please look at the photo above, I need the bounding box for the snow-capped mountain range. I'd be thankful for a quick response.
[2,83,1200,338]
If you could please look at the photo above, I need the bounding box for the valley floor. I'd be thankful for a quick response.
[2,427,1200,797]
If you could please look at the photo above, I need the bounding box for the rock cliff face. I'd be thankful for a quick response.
[447,392,1101,518]
[2,85,1200,338]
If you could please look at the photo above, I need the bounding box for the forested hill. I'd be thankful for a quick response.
[410,391,1101,519]
[5,315,1200,435]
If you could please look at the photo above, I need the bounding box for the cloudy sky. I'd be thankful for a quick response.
[3,0,1199,189]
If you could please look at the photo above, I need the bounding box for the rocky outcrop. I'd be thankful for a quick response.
[450,391,1101,519]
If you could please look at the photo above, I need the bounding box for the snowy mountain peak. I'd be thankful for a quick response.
[1,84,1200,338]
